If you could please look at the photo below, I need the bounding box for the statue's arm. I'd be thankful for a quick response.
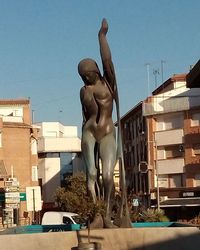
[98,18,116,94]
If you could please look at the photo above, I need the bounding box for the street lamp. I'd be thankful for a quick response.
[154,140,160,210]
[140,130,160,209]
[148,139,160,210]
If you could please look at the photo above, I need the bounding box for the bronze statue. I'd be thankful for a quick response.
[78,18,131,228]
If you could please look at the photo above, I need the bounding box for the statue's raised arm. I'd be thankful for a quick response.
[98,18,116,96]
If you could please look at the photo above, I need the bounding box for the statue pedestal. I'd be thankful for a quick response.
[77,242,102,250]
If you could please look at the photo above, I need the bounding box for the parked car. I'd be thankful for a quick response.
[0,211,86,235]
[41,211,85,227]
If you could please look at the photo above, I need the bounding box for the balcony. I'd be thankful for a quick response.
[2,116,23,123]
[143,95,200,116]
[157,158,185,175]
[37,137,81,152]
[155,129,184,146]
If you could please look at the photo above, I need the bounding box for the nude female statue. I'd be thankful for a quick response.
[78,19,117,225]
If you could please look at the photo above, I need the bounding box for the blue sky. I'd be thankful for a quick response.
[0,0,199,136]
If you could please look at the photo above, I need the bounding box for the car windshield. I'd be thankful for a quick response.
[72,215,86,224]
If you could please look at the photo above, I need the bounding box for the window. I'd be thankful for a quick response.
[60,153,73,179]
[156,113,183,131]
[169,174,182,188]
[165,145,183,159]
[63,216,73,225]
[192,144,200,156]
[31,138,37,155]
[194,174,200,187]
[158,174,169,188]
[32,166,38,181]
[191,113,200,127]
[72,215,85,224]
[38,152,60,158]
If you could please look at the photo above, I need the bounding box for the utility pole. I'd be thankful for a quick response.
[154,140,160,210]
[32,110,35,123]
[153,69,159,88]
[161,60,166,83]
[59,110,63,122]
[145,63,150,96]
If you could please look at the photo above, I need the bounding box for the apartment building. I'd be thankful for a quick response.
[36,122,83,209]
[120,67,200,219]
[143,72,200,220]
[0,99,38,226]
[119,102,149,206]
[185,60,200,192]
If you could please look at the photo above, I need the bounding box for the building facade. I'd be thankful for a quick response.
[0,99,38,226]
[143,73,200,220]
[36,122,83,209]
[119,102,149,206]
[121,69,200,220]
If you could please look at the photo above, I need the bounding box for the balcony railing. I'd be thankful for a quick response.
[157,158,185,175]
[37,137,81,152]
[155,129,184,146]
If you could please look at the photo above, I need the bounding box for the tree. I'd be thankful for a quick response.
[54,173,106,221]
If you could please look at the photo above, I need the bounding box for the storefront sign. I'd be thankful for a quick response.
[182,192,194,197]
[0,193,5,201]
[5,203,19,209]
[180,190,200,198]
[20,193,26,201]
[5,186,19,192]
[5,192,20,198]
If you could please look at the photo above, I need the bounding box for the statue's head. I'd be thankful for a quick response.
[78,58,100,75]
[78,58,101,85]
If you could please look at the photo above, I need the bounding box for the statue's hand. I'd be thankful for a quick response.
[99,18,108,36]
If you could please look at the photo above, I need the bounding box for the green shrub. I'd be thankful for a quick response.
[54,173,106,221]
[139,208,169,222]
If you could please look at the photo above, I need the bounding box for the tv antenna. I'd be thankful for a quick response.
[145,63,150,96]
[153,69,159,88]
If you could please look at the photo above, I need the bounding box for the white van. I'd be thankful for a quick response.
[41,211,84,226]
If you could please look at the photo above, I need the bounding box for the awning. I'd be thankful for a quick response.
[157,198,200,207]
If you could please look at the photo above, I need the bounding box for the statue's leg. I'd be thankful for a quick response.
[81,131,97,203]
[99,131,116,219]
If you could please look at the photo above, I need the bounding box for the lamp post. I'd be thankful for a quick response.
[140,129,160,209]
[154,140,160,210]
[148,139,160,210]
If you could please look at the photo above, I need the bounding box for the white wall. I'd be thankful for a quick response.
[37,137,81,152]
[36,122,83,203]
[35,122,78,138]
[43,157,61,202]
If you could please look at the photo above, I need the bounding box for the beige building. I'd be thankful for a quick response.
[121,69,200,220]
[143,72,200,219]
[36,122,83,209]
[0,99,38,226]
